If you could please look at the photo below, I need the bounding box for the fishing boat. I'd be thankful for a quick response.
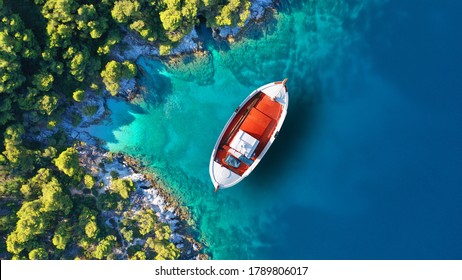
[209,79,289,191]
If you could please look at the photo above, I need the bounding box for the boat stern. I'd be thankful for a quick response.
[209,160,243,191]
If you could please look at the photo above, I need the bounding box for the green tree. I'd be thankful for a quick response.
[6,200,49,255]
[101,60,137,96]
[159,44,171,56]
[73,89,85,102]
[159,9,182,31]
[37,94,58,115]
[42,146,57,159]
[20,168,53,200]
[154,224,171,240]
[85,220,99,238]
[0,13,39,95]
[76,4,108,39]
[17,87,40,111]
[78,207,99,239]
[0,213,17,232]
[122,60,137,77]
[32,71,54,91]
[154,242,180,260]
[52,222,72,250]
[111,0,141,23]
[29,248,49,260]
[0,51,25,94]
[130,251,146,260]
[97,30,121,55]
[93,235,117,260]
[111,178,135,199]
[63,46,100,82]
[215,0,251,27]
[5,231,25,255]
[0,97,14,125]
[100,60,122,95]
[145,237,179,260]
[53,147,81,177]
[137,209,157,236]
[83,174,95,189]
[0,175,23,198]
[42,0,78,23]
[129,20,156,42]
[40,177,73,214]
[120,227,134,242]
[2,125,34,172]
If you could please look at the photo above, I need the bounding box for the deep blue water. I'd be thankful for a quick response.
[89,0,462,259]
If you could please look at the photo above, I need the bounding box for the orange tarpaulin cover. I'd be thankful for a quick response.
[241,108,272,139]
[255,94,281,120]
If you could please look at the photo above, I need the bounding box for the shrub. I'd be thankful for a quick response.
[73,89,85,102]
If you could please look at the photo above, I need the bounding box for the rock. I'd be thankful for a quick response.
[128,173,146,183]
[171,29,200,55]
[250,0,274,20]
[218,26,241,39]
[111,33,159,61]
[214,0,275,40]
[170,233,183,244]
[112,29,199,60]
[118,78,137,97]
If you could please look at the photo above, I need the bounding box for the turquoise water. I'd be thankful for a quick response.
[89,0,462,259]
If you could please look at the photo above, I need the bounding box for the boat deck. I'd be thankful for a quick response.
[215,92,282,175]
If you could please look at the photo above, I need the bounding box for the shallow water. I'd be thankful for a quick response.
[89,0,462,259]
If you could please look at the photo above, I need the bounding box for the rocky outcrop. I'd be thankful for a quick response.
[75,144,205,259]
[215,0,276,40]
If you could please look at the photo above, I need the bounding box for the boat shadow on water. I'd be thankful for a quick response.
[247,87,321,191]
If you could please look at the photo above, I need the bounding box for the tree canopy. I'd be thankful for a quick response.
[53,147,82,178]
[101,60,137,95]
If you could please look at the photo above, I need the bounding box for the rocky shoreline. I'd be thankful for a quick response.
[54,0,277,260]
[53,89,208,259]
[110,0,276,62]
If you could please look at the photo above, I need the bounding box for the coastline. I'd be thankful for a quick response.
[57,0,277,260]
[57,90,207,259]
[110,0,276,62]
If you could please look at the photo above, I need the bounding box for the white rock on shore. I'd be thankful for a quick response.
[218,26,241,38]
[111,29,199,60]
[111,33,159,61]
[118,77,137,97]
[171,29,200,55]
[250,0,275,20]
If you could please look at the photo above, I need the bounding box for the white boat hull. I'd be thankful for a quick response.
[209,80,289,191]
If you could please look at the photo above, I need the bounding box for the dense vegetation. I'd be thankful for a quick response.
[1,0,252,259]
